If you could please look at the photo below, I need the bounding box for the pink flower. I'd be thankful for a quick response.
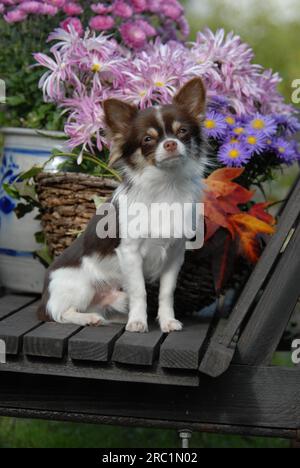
[63,2,83,16]
[48,0,66,7]
[131,0,147,13]
[161,2,183,21]
[40,4,58,15]
[119,22,147,49]
[147,0,161,14]
[60,17,83,36]
[113,0,133,18]
[134,19,156,37]
[19,1,42,14]
[0,4,5,14]
[89,15,115,31]
[91,3,112,14]
[4,9,28,22]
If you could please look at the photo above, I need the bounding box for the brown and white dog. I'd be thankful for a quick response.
[38,77,207,333]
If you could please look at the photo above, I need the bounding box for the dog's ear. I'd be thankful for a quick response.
[103,99,138,135]
[173,78,206,118]
[103,99,138,167]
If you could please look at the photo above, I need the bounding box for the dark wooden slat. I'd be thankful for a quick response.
[1,366,300,430]
[236,222,300,365]
[0,304,41,355]
[216,176,300,345]
[160,322,210,369]
[200,177,300,377]
[1,356,198,386]
[112,325,164,366]
[69,324,124,362]
[0,295,37,320]
[24,323,81,359]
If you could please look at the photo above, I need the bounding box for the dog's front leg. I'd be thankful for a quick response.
[158,242,185,333]
[118,241,148,333]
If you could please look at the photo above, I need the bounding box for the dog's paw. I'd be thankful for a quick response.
[126,320,148,333]
[160,319,183,333]
[84,313,103,327]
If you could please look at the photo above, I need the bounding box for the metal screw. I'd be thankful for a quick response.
[179,429,192,449]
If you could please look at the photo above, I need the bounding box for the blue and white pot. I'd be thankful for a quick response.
[0,127,65,293]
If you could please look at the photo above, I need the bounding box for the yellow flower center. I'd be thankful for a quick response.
[234,127,245,135]
[278,146,286,153]
[225,116,235,125]
[139,90,147,97]
[247,136,258,145]
[205,119,216,129]
[155,81,165,87]
[229,149,240,159]
[91,63,101,73]
[230,138,239,144]
[252,118,265,130]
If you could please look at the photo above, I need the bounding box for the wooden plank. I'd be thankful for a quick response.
[112,325,164,366]
[0,304,41,355]
[0,365,300,430]
[69,324,124,362]
[23,323,81,359]
[160,321,210,369]
[216,176,300,345]
[200,177,300,377]
[1,356,199,387]
[0,295,37,321]
[236,222,300,366]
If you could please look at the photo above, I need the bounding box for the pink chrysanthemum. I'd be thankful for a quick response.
[60,17,83,36]
[19,1,42,14]
[119,22,147,49]
[89,15,115,31]
[63,2,83,16]
[4,8,27,22]
[112,0,133,19]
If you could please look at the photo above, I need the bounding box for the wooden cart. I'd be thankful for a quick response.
[0,175,299,446]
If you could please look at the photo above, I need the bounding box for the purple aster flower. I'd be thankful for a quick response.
[242,132,268,155]
[272,138,297,162]
[274,114,300,136]
[218,141,252,167]
[119,22,147,49]
[246,113,277,137]
[89,15,115,31]
[113,0,133,18]
[203,111,227,139]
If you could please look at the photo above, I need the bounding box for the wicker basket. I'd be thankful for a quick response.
[35,172,119,257]
[36,172,248,314]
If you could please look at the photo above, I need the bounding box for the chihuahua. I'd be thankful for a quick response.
[38,77,207,333]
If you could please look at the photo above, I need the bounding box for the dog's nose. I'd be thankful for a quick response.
[164,140,178,153]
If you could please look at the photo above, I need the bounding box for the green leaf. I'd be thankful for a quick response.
[2,183,20,200]
[19,166,43,181]
[35,231,45,244]
[34,246,53,268]
[14,202,35,219]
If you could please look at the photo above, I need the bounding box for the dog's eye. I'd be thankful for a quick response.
[178,127,188,135]
[143,136,153,143]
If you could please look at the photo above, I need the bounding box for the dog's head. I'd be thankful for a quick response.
[103,78,206,171]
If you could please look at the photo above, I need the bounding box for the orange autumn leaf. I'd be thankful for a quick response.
[249,202,276,226]
[203,167,276,263]
[229,213,276,263]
